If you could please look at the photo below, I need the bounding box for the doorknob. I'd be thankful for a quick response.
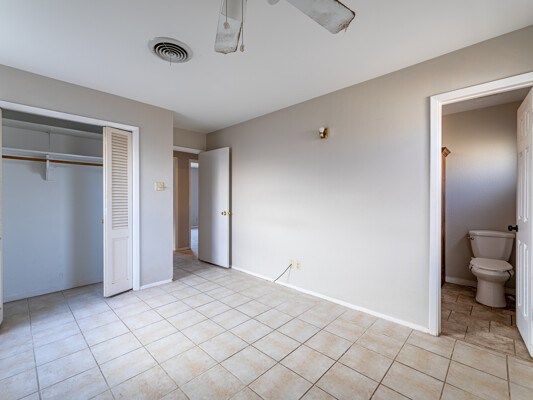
[508,225,518,232]
[221,211,227,216]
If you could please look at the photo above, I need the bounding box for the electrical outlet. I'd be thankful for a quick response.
[296,260,301,270]
[290,259,294,268]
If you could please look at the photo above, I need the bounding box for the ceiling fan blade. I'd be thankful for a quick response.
[215,0,246,54]
[285,0,355,34]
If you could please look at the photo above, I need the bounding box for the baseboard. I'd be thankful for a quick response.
[445,276,516,295]
[140,278,173,290]
[175,247,190,252]
[4,280,103,302]
[232,266,430,334]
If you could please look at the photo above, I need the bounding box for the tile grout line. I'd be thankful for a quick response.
[61,289,115,400]
[27,298,42,400]
[438,336,457,400]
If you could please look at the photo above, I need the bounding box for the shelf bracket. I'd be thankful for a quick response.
[45,155,55,181]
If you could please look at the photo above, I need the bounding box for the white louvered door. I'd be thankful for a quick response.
[517,88,533,356]
[103,127,133,297]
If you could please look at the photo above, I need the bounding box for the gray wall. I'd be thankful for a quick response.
[174,127,206,151]
[207,26,533,329]
[190,165,199,227]
[443,102,519,289]
[3,127,103,301]
[0,64,174,287]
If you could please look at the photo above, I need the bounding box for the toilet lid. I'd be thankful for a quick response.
[470,258,512,272]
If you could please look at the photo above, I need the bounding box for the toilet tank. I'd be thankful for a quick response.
[468,230,515,260]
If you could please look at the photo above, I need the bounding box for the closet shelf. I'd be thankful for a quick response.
[2,147,103,165]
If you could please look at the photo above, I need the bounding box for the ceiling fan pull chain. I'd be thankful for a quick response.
[240,0,245,52]
[224,0,230,29]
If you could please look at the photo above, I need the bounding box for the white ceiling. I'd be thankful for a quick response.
[443,87,531,115]
[1,1,532,133]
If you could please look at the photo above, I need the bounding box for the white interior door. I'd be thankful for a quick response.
[0,109,3,325]
[517,88,533,356]
[103,127,133,297]
[199,147,230,268]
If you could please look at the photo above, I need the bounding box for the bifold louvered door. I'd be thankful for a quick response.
[103,127,133,297]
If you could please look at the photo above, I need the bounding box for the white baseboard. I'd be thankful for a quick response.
[232,266,430,334]
[140,278,173,290]
[445,276,516,295]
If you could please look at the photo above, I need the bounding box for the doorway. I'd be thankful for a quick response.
[429,72,533,355]
[440,93,527,357]
[172,149,199,254]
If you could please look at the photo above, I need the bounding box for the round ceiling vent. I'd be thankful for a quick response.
[148,37,192,64]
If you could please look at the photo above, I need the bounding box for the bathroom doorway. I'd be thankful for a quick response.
[429,73,533,360]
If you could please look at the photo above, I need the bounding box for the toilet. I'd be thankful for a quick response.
[468,230,515,308]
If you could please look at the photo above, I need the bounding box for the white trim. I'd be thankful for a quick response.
[0,100,141,292]
[173,145,202,154]
[140,278,172,290]
[429,72,533,335]
[232,266,430,334]
[231,266,272,281]
[445,276,516,295]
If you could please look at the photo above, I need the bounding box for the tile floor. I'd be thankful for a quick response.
[441,282,533,362]
[2,254,533,400]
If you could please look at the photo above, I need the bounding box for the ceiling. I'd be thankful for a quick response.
[443,87,531,115]
[0,1,532,134]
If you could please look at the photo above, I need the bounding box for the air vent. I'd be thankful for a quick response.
[148,37,192,64]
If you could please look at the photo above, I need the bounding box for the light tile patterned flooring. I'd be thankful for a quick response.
[441,282,533,363]
[2,254,533,400]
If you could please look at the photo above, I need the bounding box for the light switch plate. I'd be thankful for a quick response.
[154,181,166,191]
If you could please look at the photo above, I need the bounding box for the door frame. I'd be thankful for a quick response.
[0,100,141,291]
[428,72,533,336]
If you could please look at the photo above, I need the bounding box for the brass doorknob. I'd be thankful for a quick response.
[221,211,227,216]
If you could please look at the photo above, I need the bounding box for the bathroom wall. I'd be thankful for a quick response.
[443,102,520,289]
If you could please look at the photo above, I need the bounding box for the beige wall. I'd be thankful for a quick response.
[174,127,206,151]
[207,26,533,329]
[0,64,174,287]
[174,151,198,250]
[443,102,519,289]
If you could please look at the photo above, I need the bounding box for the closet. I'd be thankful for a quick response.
[2,111,104,301]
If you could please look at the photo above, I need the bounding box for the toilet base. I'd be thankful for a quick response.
[475,279,507,308]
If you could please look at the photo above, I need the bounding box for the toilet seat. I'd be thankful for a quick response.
[470,257,512,272]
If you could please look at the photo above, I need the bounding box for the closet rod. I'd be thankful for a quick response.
[2,155,103,167]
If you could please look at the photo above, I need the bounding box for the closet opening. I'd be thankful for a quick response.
[2,110,104,301]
